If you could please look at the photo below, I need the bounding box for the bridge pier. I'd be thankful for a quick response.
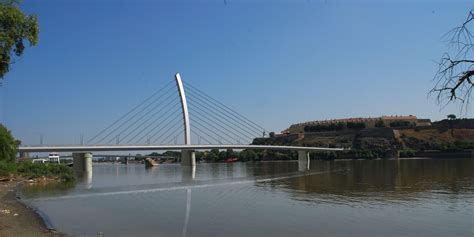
[181,150,196,166]
[298,151,310,171]
[121,156,128,165]
[18,151,30,159]
[73,152,93,174]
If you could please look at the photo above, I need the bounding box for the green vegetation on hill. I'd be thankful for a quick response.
[254,118,474,160]
[304,122,366,132]
[389,121,415,128]
[432,118,474,129]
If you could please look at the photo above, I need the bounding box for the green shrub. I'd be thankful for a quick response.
[0,160,17,176]
[399,149,416,158]
[346,122,366,129]
[375,120,385,128]
[437,142,466,152]
[17,161,75,182]
[17,161,49,177]
[0,124,19,163]
[305,123,345,132]
[389,121,414,128]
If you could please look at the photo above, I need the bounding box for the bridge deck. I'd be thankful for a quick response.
[18,145,345,153]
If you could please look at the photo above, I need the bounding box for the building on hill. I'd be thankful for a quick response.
[283,115,431,134]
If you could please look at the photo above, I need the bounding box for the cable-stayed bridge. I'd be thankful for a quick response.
[18,73,344,171]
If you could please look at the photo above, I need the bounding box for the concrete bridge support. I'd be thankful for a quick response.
[73,152,93,174]
[121,156,129,165]
[298,151,310,171]
[181,150,196,167]
[18,151,30,159]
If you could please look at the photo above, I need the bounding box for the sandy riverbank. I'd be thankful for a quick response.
[0,179,68,237]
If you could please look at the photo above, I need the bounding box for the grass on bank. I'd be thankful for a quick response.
[0,160,75,183]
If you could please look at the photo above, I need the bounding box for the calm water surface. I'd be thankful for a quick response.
[21,159,474,237]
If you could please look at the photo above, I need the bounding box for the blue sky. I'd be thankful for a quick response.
[1,0,473,145]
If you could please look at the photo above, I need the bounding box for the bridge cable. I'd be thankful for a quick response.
[124,101,181,144]
[188,106,250,144]
[164,127,185,145]
[186,91,261,137]
[189,117,234,144]
[97,86,177,144]
[120,98,180,144]
[189,115,238,144]
[188,105,252,143]
[140,109,182,144]
[146,109,183,142]
[105,90,178,144]
[184,81,268,133]
[137,107,182,144]
[153,119,183,144]
[187,95,260,140]
[191,130,213,145]
[158,121,184,145]
[90,81,176,144]
[134,106,182,144]
[187,94,261,139]
[184,87,264,135]
[185,91,262,137]
[185,88,264,137]
[189,120,223,144]
[87,80,175,144]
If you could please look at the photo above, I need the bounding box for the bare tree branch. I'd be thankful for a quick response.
[431,10,474,113]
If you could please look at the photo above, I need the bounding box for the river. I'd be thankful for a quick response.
[20,158,474,237]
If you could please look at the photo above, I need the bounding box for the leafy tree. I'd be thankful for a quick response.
[0,0,39,80]
[0,124,19,162]
[218,151,228,161]
[210,148,219,157]
[230,150,240,159]
[162,151,180,158]
[269,132,275,138]
[194,151,204,161]
[240,149,256,162]
[334,122,345,130]
[346,122,366,129]
[389,121,413,128]
[304,122,348,132]
[206,151,218,162]
[134,153,144,161]
[447,114,457,120]
[375,120,385,128]
[399,149,416,158]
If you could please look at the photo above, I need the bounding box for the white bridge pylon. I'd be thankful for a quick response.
[175,73,191,145]
[175,73,195,166]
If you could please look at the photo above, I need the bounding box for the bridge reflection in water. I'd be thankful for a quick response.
[19,158,474,237]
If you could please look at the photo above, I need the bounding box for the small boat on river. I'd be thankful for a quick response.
[224,157,239,163]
